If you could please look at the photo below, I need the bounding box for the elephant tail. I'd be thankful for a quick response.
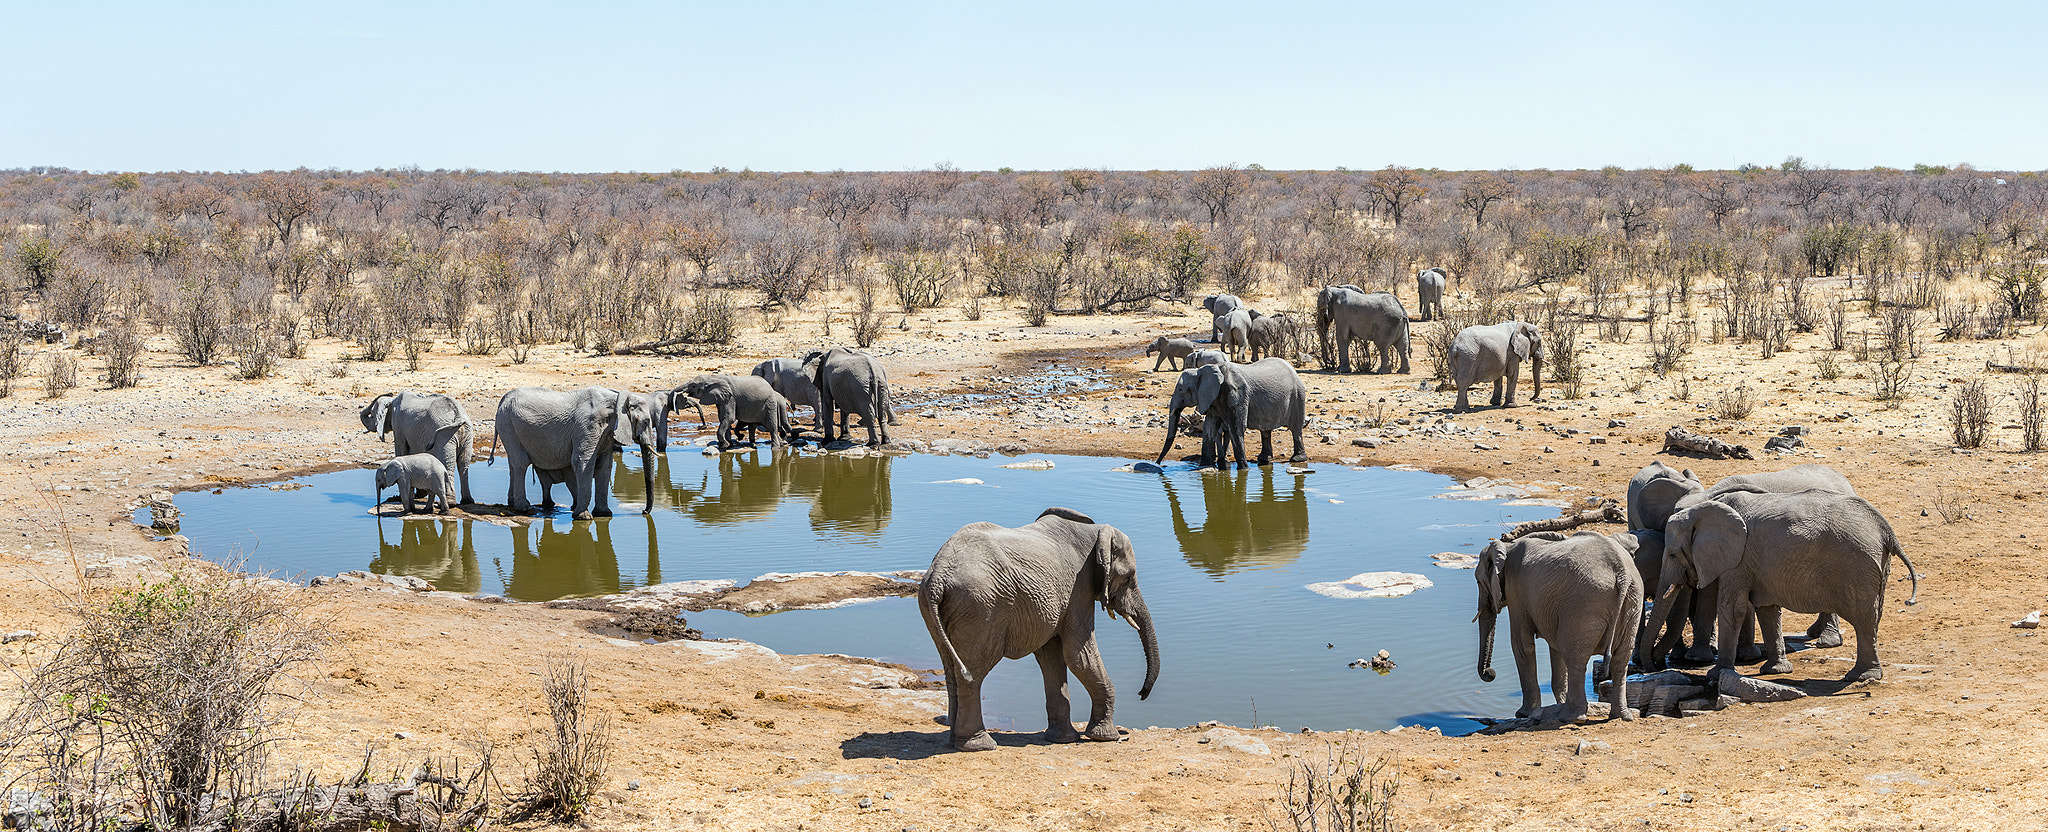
[919,581,974,686]
[486,425,500,466]
[1888,535,1919,606]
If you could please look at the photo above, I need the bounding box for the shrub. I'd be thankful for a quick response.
[681,290,741,345]
[1267,741,1398,832]
[1873,356,1912,406]
[0,330,28,398]
[1649,320,1693,377]
[169,280,228,366]
[1814,351,1841,380]
[102,324,145,388]
[1715,386,1754,420]
[43,352,78,398]
[512,657,611,822]
[2022,374,2044,452]
[1950,379,1990,448]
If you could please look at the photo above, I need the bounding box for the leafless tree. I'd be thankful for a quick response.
[1188,165,1253,227]
[1362,166,1427,227]
[1457,173,1515,228]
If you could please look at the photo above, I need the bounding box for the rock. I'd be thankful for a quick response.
[1712,669,1808,703]
[83,566,112,579]
[1782,425,1808,436]
[1351,436,1384,448]
[1,631,35,644]
[1429,552,1478,569]
[1677,695,1723,712]
[1285,466,1312,475]
[627,780,641,791]
[395,731,412,739]
[1306,572,1433,599]
[1542,446,1555,453]
[1608,419,1628,428]
[2013,610,2041,629]
[1574,739,1611,755]
[1131,461,1165,473]
[1198,727,1271,755]
[859,797,873,809]
[998,459,1055,470]
[1347,649,1396,674]
[1764,435,1803,453]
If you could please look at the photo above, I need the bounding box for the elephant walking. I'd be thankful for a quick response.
[1314,285,1411,374]
[1246,312,1300,362]
[1416,267,1447,321]
[1146,336,1197,371]
[1214,308,1253,362]
[361,391,475,505]
[1155,358,1307,468]
[674,374,794,450]
[919,507,1159,752]
[1449,321,1541,411]
[487,387,660,520]
[1201,293,1244,343]
[802,347,897,446]
[1649,489,1918,683]
[750,357,820,413]
[1476,531,1644,723]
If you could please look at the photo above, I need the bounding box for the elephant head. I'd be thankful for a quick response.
[360,393,398,440]
[1510,322,1543,401]
[1634,475,1705,532]
[1474,538,1511,683]
[1082,517,1159,700]
[1641,499,1747,663]
[1155,368,1203,463]
[1146,336,1166,358]
[608,389,660,513]
[373,459,401,501]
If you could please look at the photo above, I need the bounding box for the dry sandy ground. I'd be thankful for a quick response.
[2,290,2045,831]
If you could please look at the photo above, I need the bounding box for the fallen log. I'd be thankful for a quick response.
[1663,425,1752,460]
[1985,361,2047,374]
[1500,498,1623,541]
[610,335,701,355]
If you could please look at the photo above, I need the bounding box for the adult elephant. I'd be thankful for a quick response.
[1214,308,1253,362]
[1201,293,1244,343]
[360,391,475,505]
[674,374,794,450]
[1476,530,1643,723]
[1155,359,1307,468]
[1647,489,1918,683]
[1416,267,1448,321]
[751,357,820,413]
[1314,285,1411,374]
[1450,321,1542,412]
[1246,312,1299,363]
[801,347,898,446]
[487,387,659,520]
[919,507,1159,752]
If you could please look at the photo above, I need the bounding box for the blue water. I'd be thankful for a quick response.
[167,448,1569,733]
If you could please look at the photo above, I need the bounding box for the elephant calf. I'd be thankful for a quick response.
[675,374,794,451]
[375,453,454,515]
[1146,336,1197,371]
[921,508,1159,752]
[1477,531,1643,723]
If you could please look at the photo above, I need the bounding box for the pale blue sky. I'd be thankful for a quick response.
[5,1,2040,172]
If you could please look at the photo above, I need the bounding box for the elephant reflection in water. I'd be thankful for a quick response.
[612,454,711,515]
[371,518,484,594]
[1161,465,1311,577]
[677,449,894,539]
[503,518,643,600]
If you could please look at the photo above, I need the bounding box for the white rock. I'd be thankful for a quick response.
[1306,572,1433,599]
[1429,552,1479,570]
[1712,670,1808,703]
[1198,727,1270,755]
[2013,610,2041,629]
[933,478,985,485]
[998,459,1055,470]
[1,630,36,643]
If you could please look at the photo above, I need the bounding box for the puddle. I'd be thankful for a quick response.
[166,448,1578,734]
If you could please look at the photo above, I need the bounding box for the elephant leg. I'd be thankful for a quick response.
[1756,605,1793,675]
[1504,361,1520,406]
[950,663,998,752]
[1034,640,1081,744]
[1287,427,1307,463]
[1063,636,1120,742]
[1511,616,1542,718]
[1797,613,1845,648]
[1454,383,1472,413]
[1336,332,1352,374]
[506,446,534,512]
[1376,341,1392,374]
[1547,643,1568,706]
[1735,608,1763,664]
[1559,649,1592,723]
[1230,421,1249,470]
[1711,586,1748,678]
[1683,586,1717,664]
[1489,379,1505,407]
[1255,430,1273,466]
[589,449,615,518]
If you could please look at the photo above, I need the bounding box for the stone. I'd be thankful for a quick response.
[1608,419,1628,428]
[1198,727,1271,755]
[1306,572,1433,599]
[1574,739,1611,755]
[999,459,1054,470]
[1351,436,1384,448]
[1429,552,1478,569]
[1712,669,1808,703]
[627,780,641,791]
[1765,435,1803,453]
[859,797,873,809]
[2013,610,2041,629]
[1,631,35,644]
[1131,462,1165,473]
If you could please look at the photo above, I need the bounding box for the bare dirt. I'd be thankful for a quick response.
[3,290,2045,831]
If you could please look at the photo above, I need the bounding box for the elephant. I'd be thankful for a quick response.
[1201,293,1244,343]
[801,347,898,446]
[1161,464,1311,576]
[1314,285,1412,374]
[360,391,475,505]
[1155,358,1307,468]
[751,357,820,413]
[674,374,794,450]
[372,518,483,594]
[1633,463,1859,664]
[487,386,659,520]
[1214,308,1253,362]
[505,516,629,601]
[1647,489,1919,683]
[919,507,1159,752]
[1416,267,1448,321]
[1476,530,1643,723]
[1185,349,1227,369]
[1246,312,1300,363]
[374,453,454,515]
[1146,336,1197,372]
[1450,321,1542,412]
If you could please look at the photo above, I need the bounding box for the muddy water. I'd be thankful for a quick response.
[167,449,1581,733]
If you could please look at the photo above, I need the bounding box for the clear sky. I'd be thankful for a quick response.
[5,1,2041,173]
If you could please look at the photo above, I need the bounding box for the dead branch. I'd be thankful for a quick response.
[1500,498,1623,541]
[1662,425,1753,459]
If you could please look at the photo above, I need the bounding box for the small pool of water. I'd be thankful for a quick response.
[166,448,1577,734]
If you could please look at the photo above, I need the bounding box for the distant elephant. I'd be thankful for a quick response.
[360,391,475,504]
[1185,349,1227,369]
[487,386,659,520]
[1156,358,1307,468]
[1450,321,1542,412]
[801,347,898,446]
[374,453,454,515]
[751,357,820,413]
[1315,285,1411,374]
[1416,267,1448,321]
[1648,489,1918,683]
[1146,336,1197,372]
[674,374,793,450]
[1214,308,1253,362]
[1476,530,1643,723]
[919,507,1159,752]
[1201,293,1244,343]
[1246,312,1300,362]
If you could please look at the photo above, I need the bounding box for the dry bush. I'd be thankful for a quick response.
[1814,350,1841,380]
[459,310,497,355]
[2021,373,2044,452]
[1937,301,1977,342]
[1932,486,1971,523]
[0,328,26,398]
[682,289,741,345]
[232,323,278,380]
[1715,386,1754,420]
[962,292,983,321]
[849,274,885,348]
[1547,320,1584,399]
[101,323,144,388]
[884,251,952,313]
[1872,356,1912,406]
[4,566,331,830]
[1649,320,1693,377]
[1950,379,1991,448]
[167,280,228,366]
[1880,305,1921,360]
[42,352,78,398]
[1672,376,1692,401]
[1266,740,1398,832]
[512,657,612,822]
[1827,300,1848,350]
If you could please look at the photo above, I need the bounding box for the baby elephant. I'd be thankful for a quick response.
[674,374,793,450]
[1146,336,1197,371]
[375,453,454,515]
[1476,530,1644,723]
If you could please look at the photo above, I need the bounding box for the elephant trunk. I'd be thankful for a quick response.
[638,443,657,514]
[1478,608,1498,683]
[1639,580,1685,671]
[1530,346,1543,401]
[1122,588,1160,700]
[1156,400,1186,464]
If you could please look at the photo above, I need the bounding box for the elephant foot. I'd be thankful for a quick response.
[1082,722,1120,742]
[953,731,997,752]
[591,508,613,518]
[1288,452,1308,463]
[1254,455,1272,465]
[572,511,595,521]
[1614,704,1637,721]
[1844,664,1883,683]
[1045,724,1082,744]
[1680,646,1716,665]
[1735,645,1765,664]
[1758,658,1795,675]
[1797,623,1845,649]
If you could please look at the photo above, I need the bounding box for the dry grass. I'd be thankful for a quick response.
[1267,740,1399,832]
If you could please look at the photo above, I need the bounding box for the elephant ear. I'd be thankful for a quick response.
[1636,476,1702,532]
[1674,500,1746,589]
[1509,324,1533,361]
[1476,539,1509,616]
[1194,365,1226,414]
[608,389,635,447]
[374,395,396,440]
[1092,525,1138,616]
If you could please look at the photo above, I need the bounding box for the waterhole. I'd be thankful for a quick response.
[166,448,1576,734]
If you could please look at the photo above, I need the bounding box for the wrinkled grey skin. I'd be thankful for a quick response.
[1155,359,1308,468]
[1246,312,1299,362]
[487,386,658,520]
[1201,293,1243,343]
[1476,530,1643,722]
[1633,463,1856,664]
[1214,308,1253,362]
[374,453,454,515]
[1450,321,1542,412]
[1146,336,1197,372]
[751,357,820,413]
[1649,489,1918,683]
[801,347,898,446]
[919,507,1159,752]
[360,391,474,504]
[675,374,793,450]
[1416,267,1447,321]
[1185,349,1227,369]
[1315,285,1412,374]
